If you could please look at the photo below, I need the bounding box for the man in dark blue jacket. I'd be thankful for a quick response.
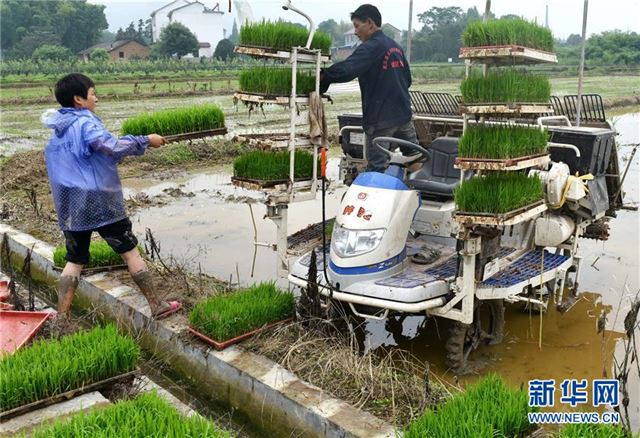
[320,4,418,172]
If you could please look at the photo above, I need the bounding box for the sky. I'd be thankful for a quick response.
[89,0,640,40]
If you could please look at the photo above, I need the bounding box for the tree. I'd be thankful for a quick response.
[229,19,239,44]
[90,48,110,62]
[153,22,199,58]
[32,44,72,62]
[99,30,116,44]
[318,19,341,46]
[8,30,61,59]
[213,38,235,61]
[0,0,107,57]
[418,6,464,31]
[566,34,583,46]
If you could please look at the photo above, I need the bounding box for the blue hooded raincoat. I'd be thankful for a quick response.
[43,108,149,231]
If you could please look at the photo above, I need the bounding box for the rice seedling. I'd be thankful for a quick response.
[454,172,544,214]
[120,104,224,136]
[239,66,316,95]
[460,69,551,103]
[52,241,140,268]
[459,124,549,159]
[240,20,332,54]
[462,17,554,51]
[30,391,229,437]
[189,282,294,341]
[233,150,319,181]
[404,374,535,438]
[0,325,139,412]
[559,423,629,438]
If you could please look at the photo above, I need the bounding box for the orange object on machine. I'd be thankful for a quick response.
[321,148,327,178]
[0,310,51,355]
[0,280,9,302]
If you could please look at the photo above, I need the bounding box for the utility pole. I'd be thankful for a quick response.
[483,0,491,21]
[545,4,549,28]
[576,0,588,126]
[406,0,413,63]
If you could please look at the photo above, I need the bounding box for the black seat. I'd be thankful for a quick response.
[407,137,461,198]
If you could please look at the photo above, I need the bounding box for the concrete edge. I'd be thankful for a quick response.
[0,224,397,438]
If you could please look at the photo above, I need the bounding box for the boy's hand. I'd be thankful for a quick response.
[148,134,166,148]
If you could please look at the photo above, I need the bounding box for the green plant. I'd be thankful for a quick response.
[559,423,630,438]
[120,104,224,136]
[461,69,551,103]
[463,17,554,51]
[459,124,549,159]
[454,172,544,214]
[239,67,316,95]
[53,241,136,268]
[189,282,294,341]
[233,150,318,181]
[239,20,332,54]
[30,391,229,437]
[0,325,139,412]
[404,374,535,437]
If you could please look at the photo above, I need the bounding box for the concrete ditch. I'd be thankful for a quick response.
[0,224,396,438]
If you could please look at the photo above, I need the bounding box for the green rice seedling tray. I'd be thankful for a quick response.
[51,264,128,274]
[0,369,138,421]
[188,318,293,351]
[231,175,313,190]
[459,45,557,65]
[235,44,330,63]
[234,92,328,106]
[164,127,228,143]
[454,153,550,170]
[455,200,547,227]
[460,103,553,115]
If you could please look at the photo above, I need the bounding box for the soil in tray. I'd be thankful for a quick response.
[188,318,293,350]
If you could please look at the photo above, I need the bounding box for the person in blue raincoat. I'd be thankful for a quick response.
[43,73,181,323]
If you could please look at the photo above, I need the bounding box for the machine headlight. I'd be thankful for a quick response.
[331,224,385,258]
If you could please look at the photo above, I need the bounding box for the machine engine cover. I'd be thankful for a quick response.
[331,172,419,269]
[535,215,575,247]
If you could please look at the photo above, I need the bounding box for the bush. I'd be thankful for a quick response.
[90,47,110,62]
[213,38,235,61]
[32,44,72,62]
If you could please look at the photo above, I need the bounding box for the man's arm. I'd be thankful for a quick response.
[321,43,375,92]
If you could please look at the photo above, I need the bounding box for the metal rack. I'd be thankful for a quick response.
[233,1,328,276]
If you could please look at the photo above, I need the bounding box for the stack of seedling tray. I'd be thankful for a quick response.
[231,20,328,190]
[454,18,556,226]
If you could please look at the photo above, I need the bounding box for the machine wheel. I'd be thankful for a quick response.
[444,299,505,372]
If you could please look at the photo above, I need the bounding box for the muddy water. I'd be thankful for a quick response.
[128,159,344,285]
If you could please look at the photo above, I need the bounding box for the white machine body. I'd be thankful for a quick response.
[330,174,419,270]
[534,214,576,247]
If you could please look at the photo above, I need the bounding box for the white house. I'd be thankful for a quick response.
[151,0,225,57]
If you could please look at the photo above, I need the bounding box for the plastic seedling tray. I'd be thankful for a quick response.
[52,264,129,275]
[454,153,550,171]
[231,175,312,189]
[188,318,293,351]
[0,310,51,355]
[455,200,547,226]
[0,302,14,310]
[0,369,138,421]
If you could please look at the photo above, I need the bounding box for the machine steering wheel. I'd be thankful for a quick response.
[372,137,431,167]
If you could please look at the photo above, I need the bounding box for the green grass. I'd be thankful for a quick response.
[463,17,554,51]
[53,241,137,268]
[455,172,544,214]
[459,124,549,159]
[29,391,229,437]
[233,150,318,181]
[189,282,294,341]
[240,20,332,54]
[239,67,316,95]
[461,69,551,103]
[120,104,224,136]
[404,374,535,438]
[0,325,139,412]
[559,423,630,438]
